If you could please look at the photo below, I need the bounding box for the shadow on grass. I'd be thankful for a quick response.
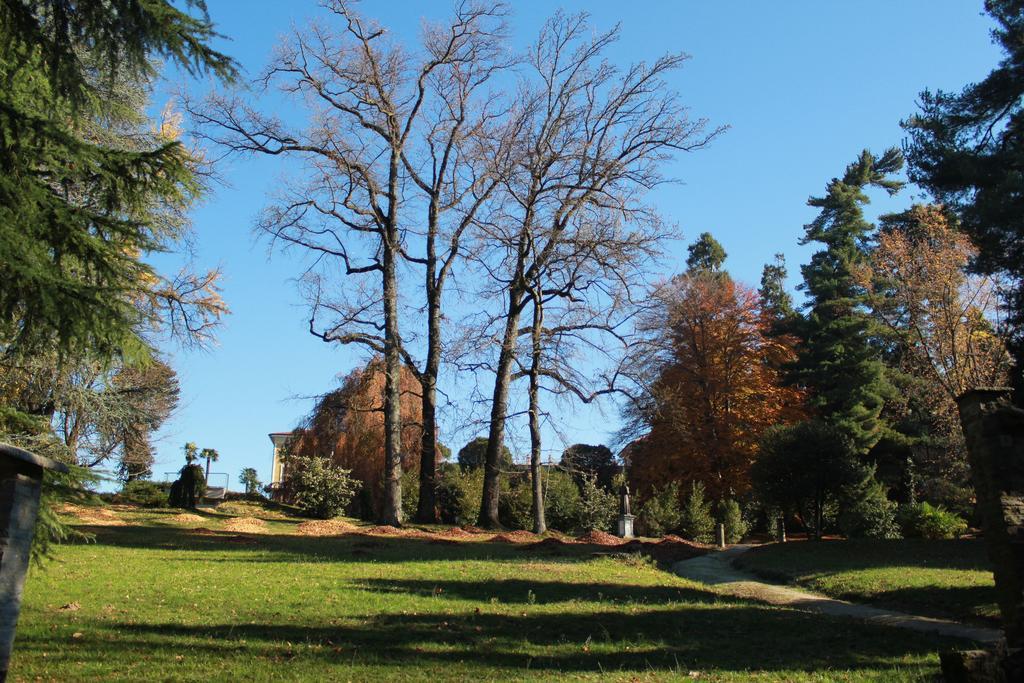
[738,538,999,627]
[351,577,715,605]
[24,528,974,677]
[835,584,1001,627]
[70,524,605,564]
[25,601,964,675]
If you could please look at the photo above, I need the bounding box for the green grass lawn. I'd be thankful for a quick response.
[11,507,979,681]
[736,539,999,627]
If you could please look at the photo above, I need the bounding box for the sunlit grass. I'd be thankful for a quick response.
[13,508,973,681]
[737,539,999,626]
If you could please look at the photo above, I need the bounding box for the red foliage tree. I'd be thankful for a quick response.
[626,273,805,502]
[289,360,433,520]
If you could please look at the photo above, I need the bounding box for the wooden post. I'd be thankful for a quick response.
[778,514,786,543]
[0,443,68,682]
[717,523,726,549]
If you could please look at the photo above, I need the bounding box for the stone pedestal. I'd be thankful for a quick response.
[952,388,1024,681]
[0,443,67,682]
[617,514,635,539]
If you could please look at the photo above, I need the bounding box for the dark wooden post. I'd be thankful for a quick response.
[0,443,68,682]
[943,388,1024,681]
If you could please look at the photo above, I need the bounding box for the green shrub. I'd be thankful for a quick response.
[576,474,617,532]
[717,498,747,543]
[436,465,483,525]
[499,474,533,530]
[839,475,901,539]
[638,482,682,537]
[168,464,206,509]
[897,502,968,540]
[542,469,581,532]
[114,480,168,508]
[401,467,420,521]
[288,456,360,519]
[917,477,974,520]
[680,481,714,543]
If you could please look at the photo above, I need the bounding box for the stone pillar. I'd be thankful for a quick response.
[617,514,635,539]
[953,388,1024,680]
[717,523,726,549]
[777,514,786,543]
[0,443,68,682]
[617,483,635,538]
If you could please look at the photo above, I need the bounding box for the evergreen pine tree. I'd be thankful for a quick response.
[679,481,715,543]
[794,149,903,454]
[759,253,795,324]
[685,232,728,273]
[0,0,236,359]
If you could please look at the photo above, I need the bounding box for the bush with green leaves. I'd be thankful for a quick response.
[897,502,968,539]
[680,481,715,543]
[839,473,901,539]
[717,499,747,543]
[436,465,484,525]
[114,480,168,508]
[543,469,582,532]
[499,473,533,530]
[638,482,683,537]
[917,477,974,520]
[168,463,206,509]
[287,456,360,519]
[401,467,420,521]
[576,474,617,532]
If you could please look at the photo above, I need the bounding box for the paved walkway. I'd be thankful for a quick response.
[672,545,1002,644]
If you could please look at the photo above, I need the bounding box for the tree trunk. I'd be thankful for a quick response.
[528,290,546,534]
[478,286,525,528]
[379,199,403,526]
[415,320,441,522]
[814,495,823,541]
[415,217,442,523]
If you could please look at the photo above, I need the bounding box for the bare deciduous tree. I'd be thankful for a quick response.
[515,220,659,533]
[187,1,508,525]
[395,5,512,522]
[859,204,1012,400]
[471,11,723,528]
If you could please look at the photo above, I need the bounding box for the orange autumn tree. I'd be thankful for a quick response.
[289,359,431,520]
[858,204,1011,399]
[626,270,804,503]
[855,205,1012,497]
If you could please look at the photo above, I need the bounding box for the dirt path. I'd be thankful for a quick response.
[672,545,1001,644]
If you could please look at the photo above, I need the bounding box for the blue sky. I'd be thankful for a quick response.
[145,1,1001,489]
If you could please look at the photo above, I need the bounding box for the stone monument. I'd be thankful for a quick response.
[1,443,68,682]
[617,483,635,539]
[940,388,1024,682]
